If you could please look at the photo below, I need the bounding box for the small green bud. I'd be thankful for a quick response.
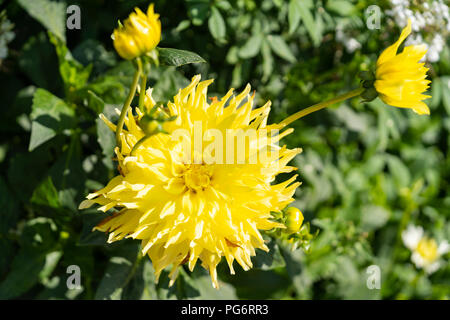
[60,231,69,240]
[361,87,378,102]
[362,79,375,89]
[358,70,375,81]
[139,115,162,136]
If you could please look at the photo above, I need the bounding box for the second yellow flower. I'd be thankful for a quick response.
[113,4,161,60]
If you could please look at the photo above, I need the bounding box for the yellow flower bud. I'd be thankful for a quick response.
[374,20,431,115]
[113,29,141,61]
[113,4,161,60]
[285,207,304,234]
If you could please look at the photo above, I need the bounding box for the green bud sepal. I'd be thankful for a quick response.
[358,71,378,102]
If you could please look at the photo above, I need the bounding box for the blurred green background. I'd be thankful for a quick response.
[0,0,449,299]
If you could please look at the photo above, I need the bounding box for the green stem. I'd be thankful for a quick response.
[130,135,151,156]
[277,87,364,129]
[122,253,143,291]
[116,60,142,150]
[138,73,147,109]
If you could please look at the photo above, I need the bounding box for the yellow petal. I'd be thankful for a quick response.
[377,19,412,66]
[412,102,430,115]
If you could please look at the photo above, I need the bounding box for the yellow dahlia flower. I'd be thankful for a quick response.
[80,75,302,288]
[113,4,161,60]
[374,20,431,115]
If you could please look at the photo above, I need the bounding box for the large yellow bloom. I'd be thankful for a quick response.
[113,4,161,60]
[374,20,431,115]
[80,75,302,288]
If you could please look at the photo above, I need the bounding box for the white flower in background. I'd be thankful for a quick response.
[345,38,362,53]
[386,0,450,62]
[428,34,444,62]
[402,225,449,274]
[336,25,361,53]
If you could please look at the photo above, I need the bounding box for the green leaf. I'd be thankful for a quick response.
[333,256,379,299]
[158,48,206,67]
[181,268,237,300]
[78,213,108,246]
[40,251,63,279]
[186,0,209,26]
[261,39,273,82]
[429,78,442,109]
[325,0,356,16]
[84,61,135,104]
[175,20,191,33]
[7,150,52,202]
[208,7,226,41]
[96,105,117,169]
[17,0,66,42]
[288,0,301,34]
[36,276,83,300]
[48,135,85,203]
[18,33,60,91]
[253,238,286,270]
[72,39,117,76]
[442,76,450,115]
[280,247,308,297]
[95,256,134,300]
[151,68,190,102]
[95,242,139,300]
[239,34,263,59]
[0,177,19,234]
[122,259,158,299]
[48,32,92,91]
[334,105,369,132]
[84,90,105,114]
[360,205,390,232]
[31,176,60,209]
[0,238,14,277]
[267,35,296,63]
[19,217,59,252]
[29,89,76,151]
[386,156,411,188]
[0,249,62,299]
[223,268,291,299]
[290,0,321,46]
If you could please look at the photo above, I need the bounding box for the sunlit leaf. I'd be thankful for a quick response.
[158,48,206,67]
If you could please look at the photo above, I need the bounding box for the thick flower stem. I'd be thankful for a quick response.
[277,87,365,129]
[115,60,142,150]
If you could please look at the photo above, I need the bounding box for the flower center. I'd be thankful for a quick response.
[183,164,213,192]
[416,238,438,263]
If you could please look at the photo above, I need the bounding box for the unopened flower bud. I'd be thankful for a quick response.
[285,207,304,234]
[139,115,162,136]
